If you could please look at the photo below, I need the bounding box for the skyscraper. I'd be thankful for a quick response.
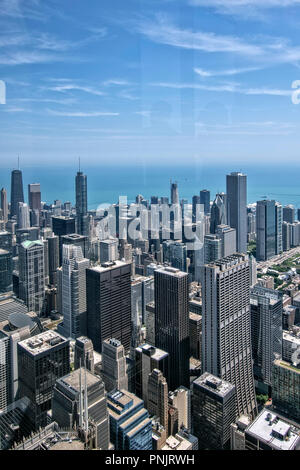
[147,369,168,430]
[162,240,187,272]
[17,202,30,229]
[61,233,88,258]
[0,249,12,293]
[204,234,222,264]
[201,254,257,419]
[28,183,41,212]
[18,331,70,428]
[154,266,189,390]
[168,386,191,432]
[170,181,179,205]
[272,359,300,423]
[10,169,24,218]
[52,215,76,263]
[226,172,247,254]
[192,373,236,450]
[1,188,8,223]
[47,234,59,286]
[283,204,295,224]
[57,245,89,339]
[107,389,152,450]
[75,171,89,236]
[200,190,210,215]
[250,286,282,393]
[135,344,169,407]
[74,336,95,373]
[256,200,276,261]
[215,224,236,258]
[101,338,128,392]
[192,195,201,223]
[256,200,282,261]
[86,260,131,354]
[52,367,109,450]
[18,240,45,315]
[210,194,226,233]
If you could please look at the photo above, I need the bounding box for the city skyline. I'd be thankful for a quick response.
[1,1,300,455]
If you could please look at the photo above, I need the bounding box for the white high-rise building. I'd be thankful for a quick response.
[169,386,192,432]
[101,338,128,392]
[58,245,89,339]
[17,202,30,229]
[201,253,257,420]
[19,240,45,315]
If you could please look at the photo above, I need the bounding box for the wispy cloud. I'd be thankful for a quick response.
[188,0,300,18]
[137,15,263,56]
[15,97,76,105]
[150,81,292,96]
[102,79,134,86]
[3,106,29,113]
[0,51,66,65]
[135,15,300,66]
[118,90,139,100]
[194,66,261,77]
[47,109,119,117]
[0,26,107,66]
[0,0,46,21]
[47,84,106,96]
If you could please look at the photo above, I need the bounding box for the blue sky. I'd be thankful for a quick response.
[1,0,300,167]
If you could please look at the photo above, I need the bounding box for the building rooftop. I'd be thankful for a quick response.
[18,330,68,355]
[107,390,142,420]
[246,409,300,450]
[0,295,28,323]
[58,368,100,394]
[189,312,202,322]
[131,275,152,285]
[154,266,188,278]
[162,435,191,450]
[89,260,129,273]
[21,240,44,249]
[274,359,300,374]
[136,343,169,360]
[207,253,248,271]
[283,330,300,347]
[193,372,235,398]
[61,233,86,240]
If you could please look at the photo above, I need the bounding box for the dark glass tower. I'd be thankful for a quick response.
[256,200,276,261]
[86,260,132,354]
[170,181,179,205]
[200,189,210,215]
[210,193,227,233]
[154,266,190,390]
[18,331,70,429]
[52,215,76,263]
[10,169,24,218]
[226,172,247,254]
[75,171,89,236]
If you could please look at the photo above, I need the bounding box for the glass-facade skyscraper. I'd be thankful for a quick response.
[154,266,190,390]
[75,171,89,236]
[10,169,24,218]
[226,172,247,254]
